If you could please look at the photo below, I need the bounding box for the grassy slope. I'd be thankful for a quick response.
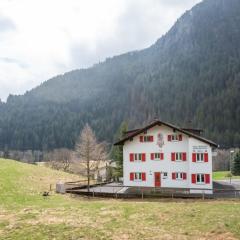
[213,171,240,180]
[0,159,240,240]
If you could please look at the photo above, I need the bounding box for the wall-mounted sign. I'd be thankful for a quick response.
[193,146,208,152]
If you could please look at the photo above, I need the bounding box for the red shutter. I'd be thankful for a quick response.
[205,174,210,184]
[183,173,187,180]
[151,153,154,160]
[130,153,134,162]
[171,152,175,161]
[150,136,154,142]
[182,152,186,161]
[204,153,208,162]
[142,153,146,162]
[168,135,171,141]
[142,172,146,181]
[172,172,176,180]
[179,134,182,141]
[130,173,134,181]
[192,153,196,162]
[160,153,164,160]
[191,174,196,184]
[140,136,143,142]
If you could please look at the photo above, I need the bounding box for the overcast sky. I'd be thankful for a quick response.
[0,0,201,101]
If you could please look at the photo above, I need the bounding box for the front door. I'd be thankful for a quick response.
[154,172,161,187]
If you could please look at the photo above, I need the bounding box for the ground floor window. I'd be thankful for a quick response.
[163,172,168,179]
[172,172,187,180]
[176,172,183,180]
[192,173,210,184]
[196,174,205,183]
[130,172,146,181]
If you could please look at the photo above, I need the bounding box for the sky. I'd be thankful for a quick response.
[0,0,201,101]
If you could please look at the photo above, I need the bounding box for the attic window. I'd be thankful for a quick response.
[140,135,154,142]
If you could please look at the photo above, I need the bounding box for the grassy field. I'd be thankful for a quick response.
[213,171,240,180]
[0,159,240,240]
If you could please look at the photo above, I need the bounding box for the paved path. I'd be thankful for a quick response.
[213,181,240,198]
[68,181,240,198]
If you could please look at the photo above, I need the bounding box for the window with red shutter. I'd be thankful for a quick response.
[160,153,164,160]
[140,136,143,142]
[192,153,196,162]
[179,134,182,141]
[182,152,187,161]
[150,153,154,160]
[172,172,176,180]
[183,173,187,180]
[204,153,208,162]
[130,173,134,181]
[150,136,154,142]
[130,153,134,162]
[168,135,171,141]
[191,174,196,183]
[205,174,210,184]
[142,172,146,181]
[142,153,146,162]
[171,153,175,161]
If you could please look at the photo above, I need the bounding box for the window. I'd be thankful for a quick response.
[134,153,142,161]
[151,152,164,160]
[176,152,182,161]
[171,152,186,161]
[172,172,187,180]
[140,135,154,142]
[196,153,204,162]
[163,172,168,179]
[134,172,142,180]
[192,152,208,162]
[130,172,146,181]
[196,174,205,184]
[176,172,183,180]
[130,153,146,162]
[168,134,182,142]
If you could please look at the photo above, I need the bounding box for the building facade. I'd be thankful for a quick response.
[114,120,218,194]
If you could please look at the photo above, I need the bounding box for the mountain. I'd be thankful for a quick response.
[0,0,240,151]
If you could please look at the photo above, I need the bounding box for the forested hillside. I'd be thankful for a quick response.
[0,0,240,151]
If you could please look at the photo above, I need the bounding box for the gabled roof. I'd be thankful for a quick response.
[114,119,218,147]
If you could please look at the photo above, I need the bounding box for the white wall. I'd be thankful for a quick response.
[123,124,213,193]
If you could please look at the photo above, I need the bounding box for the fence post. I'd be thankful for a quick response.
[141,189,144,200]
[202,190,205,200]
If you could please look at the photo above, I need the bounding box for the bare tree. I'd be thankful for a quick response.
[45,148,72,172]
[75,124,108,192]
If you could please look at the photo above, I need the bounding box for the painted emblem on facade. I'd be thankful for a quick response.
[157,133,164,148]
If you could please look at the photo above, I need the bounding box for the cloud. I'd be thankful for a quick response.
[0,15,15,33]
[0,0,201,101]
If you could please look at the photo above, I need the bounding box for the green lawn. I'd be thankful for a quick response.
[1,159,240,240]
[213,171,240,180]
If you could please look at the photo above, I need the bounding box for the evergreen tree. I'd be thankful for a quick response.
[232,150,240,176]
[111,121,128,178]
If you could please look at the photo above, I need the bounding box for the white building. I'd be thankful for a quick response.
[114,120,218,194]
